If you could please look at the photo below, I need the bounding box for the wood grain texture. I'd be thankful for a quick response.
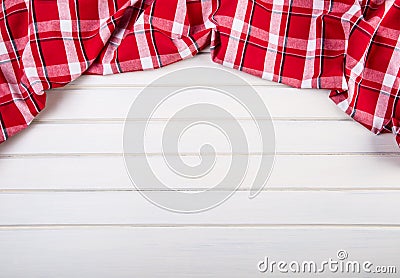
[43,87,343,121]
[0,227,399,277]
[0,154,399,190]
[0,191,399,225]
[0,121,397,155]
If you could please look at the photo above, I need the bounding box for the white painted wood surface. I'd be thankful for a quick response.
[0,53,399,277]
[0,227,399,278]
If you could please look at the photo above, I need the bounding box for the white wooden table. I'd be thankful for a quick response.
[0,52,399,277]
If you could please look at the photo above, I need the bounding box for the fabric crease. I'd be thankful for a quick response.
[0,0,399,146]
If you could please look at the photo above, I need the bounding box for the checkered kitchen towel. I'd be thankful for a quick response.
[0,0,399,145]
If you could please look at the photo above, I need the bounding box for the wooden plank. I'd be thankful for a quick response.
[0,121,397,155]
[65,53,283,88]
[42,87,344,121]
[0,227,398,277]
[0,191,399,225]
[2,44,396,278]
[0,154,399,190]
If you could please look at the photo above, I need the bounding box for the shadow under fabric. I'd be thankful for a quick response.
[0,0,399,145]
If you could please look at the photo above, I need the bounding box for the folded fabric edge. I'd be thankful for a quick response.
[0,91,46,144]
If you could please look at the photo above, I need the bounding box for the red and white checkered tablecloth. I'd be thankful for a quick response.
[0,0,399,146]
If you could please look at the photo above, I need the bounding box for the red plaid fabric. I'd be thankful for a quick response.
[0,0,399,146]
